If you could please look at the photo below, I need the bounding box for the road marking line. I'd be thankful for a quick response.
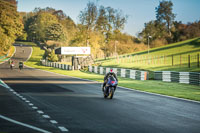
[42,115,50,119]
[37,110,44,114]
[25,100,30,103]
[0,115,51,133]
[58,126,68,132]
[22,98,26,101]
[25,47,33,62]
[0,79,10,89]
[32,106,38,109]
[50,120,58,124]
[29,103,34,106]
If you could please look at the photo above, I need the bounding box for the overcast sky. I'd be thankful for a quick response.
[17,0,200,36]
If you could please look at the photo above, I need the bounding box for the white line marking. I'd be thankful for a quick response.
[29,103,34,106]
[37,110,44,114]
[25,47,33,62]
[50,120,58,124]
[42,115,50,119]
[0,115,51,133]
[58,126,68,132]
[32,106,38,109]
[25,100,30,103]
[0,79,10,89]
[22,98,26,101]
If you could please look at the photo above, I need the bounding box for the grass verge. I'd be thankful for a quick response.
[23,41,200,102]
[96,38,200,73]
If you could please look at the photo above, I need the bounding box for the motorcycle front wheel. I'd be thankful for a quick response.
[109,87,114,99]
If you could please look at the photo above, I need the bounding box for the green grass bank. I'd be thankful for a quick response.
[96,38,200,73]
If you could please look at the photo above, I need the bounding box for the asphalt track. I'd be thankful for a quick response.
[0,44,200,133]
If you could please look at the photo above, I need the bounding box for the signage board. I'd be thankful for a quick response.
[56,47,91,55]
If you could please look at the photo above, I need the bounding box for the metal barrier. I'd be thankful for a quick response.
[154,71,200,85]
[89,66,149,80]
[41,60,73,70]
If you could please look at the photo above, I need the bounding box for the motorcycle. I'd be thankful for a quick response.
[19,62,23,70]
[103,76,118,99]
[10,63,14,70]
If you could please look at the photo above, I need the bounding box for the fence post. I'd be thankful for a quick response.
[197,53,199,68]
[188,55,190,68]
[164,55,166,65]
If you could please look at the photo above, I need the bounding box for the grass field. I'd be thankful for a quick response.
[19,41,200,102]
[96,38,200,73]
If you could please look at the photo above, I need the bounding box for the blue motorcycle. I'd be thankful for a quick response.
[104,76,118,99]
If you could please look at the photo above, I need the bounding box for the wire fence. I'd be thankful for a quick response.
[112,53,200,68]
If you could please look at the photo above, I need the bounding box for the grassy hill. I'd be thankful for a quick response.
[95,37,200,73]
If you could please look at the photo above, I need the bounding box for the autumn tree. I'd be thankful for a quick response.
[79,1,98,46]
[0,0,23,53]
[77,2,127,58]
[155,0,175,36]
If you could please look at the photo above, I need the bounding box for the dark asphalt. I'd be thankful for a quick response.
[0,44,200,133]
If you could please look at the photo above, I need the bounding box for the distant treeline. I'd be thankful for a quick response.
[19,1,147,61]
[139,0,200,48]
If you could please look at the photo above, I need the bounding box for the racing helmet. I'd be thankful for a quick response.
[110,69,114,73]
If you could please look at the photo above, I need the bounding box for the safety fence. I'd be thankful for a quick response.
[89,66,149,80]
[154,71,200,85]
[41,60,149,81]
[41,60,73,70]
[96,53,200,68]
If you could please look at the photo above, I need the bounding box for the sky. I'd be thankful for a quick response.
[17,0,200,36]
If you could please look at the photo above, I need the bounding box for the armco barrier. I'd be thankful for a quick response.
[41,60,149,80]
[154,71,200,85]
[88,66,149,80]
[41,60,72,70]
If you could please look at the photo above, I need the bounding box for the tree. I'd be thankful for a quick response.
[79,1,98,46]
[77,2,128,58]
[0,0,23,52]
[138,20,167,46]
[45,23,66,42]
[26,12,64,42]
[95,6,127,57]
[48,50,58,62]
[156,0,175,36]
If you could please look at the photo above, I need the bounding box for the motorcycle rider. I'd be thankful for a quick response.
[19,61,23,70]
[102,69,118,92]
[10,60,14,69]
